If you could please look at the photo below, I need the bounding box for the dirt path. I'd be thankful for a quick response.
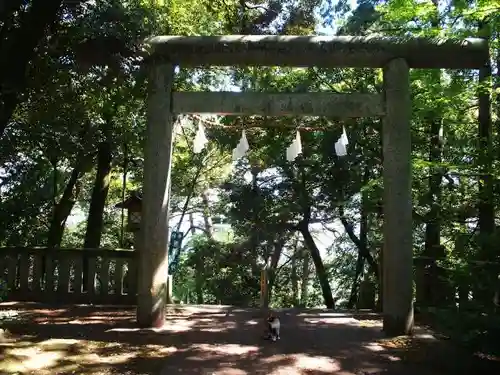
[0,302,498,375]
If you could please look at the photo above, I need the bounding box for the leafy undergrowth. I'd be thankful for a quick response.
[352,311,500,374]
[416,308,500,356]
[411,308,500,373]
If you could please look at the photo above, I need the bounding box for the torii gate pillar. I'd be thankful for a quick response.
[136,63,175,328]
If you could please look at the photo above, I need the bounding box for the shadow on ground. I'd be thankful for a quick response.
[0,302,499,375]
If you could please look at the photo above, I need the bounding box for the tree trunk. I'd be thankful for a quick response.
[119,143,128,247]
[496,42,500,174]
[189,213,195,234]
[348,252,365,309]
[454,222,469,309]
[376,244,384,312]
[300,225,335,309]
[200,190,214,239]
[291,235,300,306]
[300,247,311,307]
[250,166,261,253]
[44,153,91,287]
[421,114,444,307]
[421,3,444,307]
[339,207,378,278]
[46,153,92,244]
[494,37,500,311]
[344,164,371,309]
[83,140,113,248]
[82,139,113,290]
[267,235,285,304]
[47,165,84,247]
[476,21,495,304]
[347,174,370,308]
[169,163,203,273]
[195,256,204,304]
[46,118,93,247]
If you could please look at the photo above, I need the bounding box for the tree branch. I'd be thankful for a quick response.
[338,204,378,278]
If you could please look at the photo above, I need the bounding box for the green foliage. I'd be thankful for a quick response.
[173,236,261,306]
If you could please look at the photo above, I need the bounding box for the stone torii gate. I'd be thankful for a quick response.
[137,35,489,335]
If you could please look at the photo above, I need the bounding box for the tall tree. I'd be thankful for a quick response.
[0,0,85,137]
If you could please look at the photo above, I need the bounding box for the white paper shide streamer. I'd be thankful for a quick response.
[174,115,188,137]
[286,131,303,161]
[232,130,250,161]
[193,121,208,154]
[335,126,349,157]
[188,115,350,161]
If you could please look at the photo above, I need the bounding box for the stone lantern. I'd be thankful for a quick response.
[114,190,141,297]
[115,190,173,305]
[115,190,143,235]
